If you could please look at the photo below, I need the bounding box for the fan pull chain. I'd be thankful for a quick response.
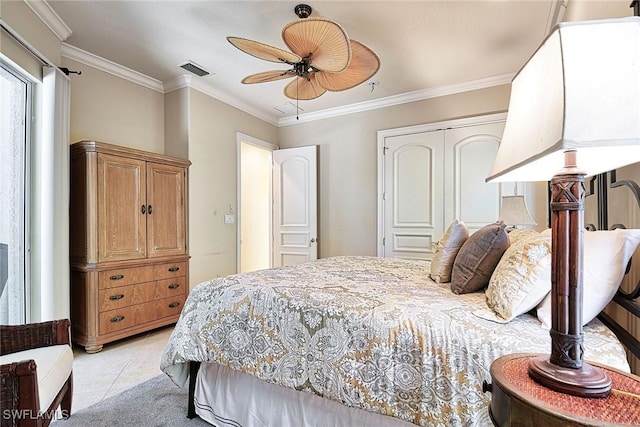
[296,77,299,120]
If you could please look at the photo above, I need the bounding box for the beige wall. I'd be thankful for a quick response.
[278,85,512,257]
[62,57,165,153]
[1,0,61,75]
[187,88,277,287]
[164,87,189,159]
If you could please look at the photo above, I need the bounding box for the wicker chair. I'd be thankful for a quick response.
[0,319,73,427]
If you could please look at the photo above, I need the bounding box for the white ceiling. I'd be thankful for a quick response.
[46,0,634,125]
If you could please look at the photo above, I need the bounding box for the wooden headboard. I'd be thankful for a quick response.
[586,169,640,373]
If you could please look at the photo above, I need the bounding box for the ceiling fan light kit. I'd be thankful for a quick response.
[227,3,380,101]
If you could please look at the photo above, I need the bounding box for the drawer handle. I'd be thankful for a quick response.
[110,315,125,323]
[109,294,125,300]
[168,302,180,308]
[168,283,180,289]
[141,204,146,214]
[148,204,153,215]
[168,267,180,272]
[110,274,124,281]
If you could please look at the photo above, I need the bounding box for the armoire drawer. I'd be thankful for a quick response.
[98,281,156,312]
[98,261,187,289]
[154,262,186,280]
[98,276,186,312]
[99,294,186,335]
[99,307,136,335]
[152,295,186,320]
[154,277,186,299]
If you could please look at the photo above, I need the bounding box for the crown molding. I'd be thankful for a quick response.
[62,41,512,128]
[24,0,72,41]
[61,43,164,92]
[171,76,279,126]
[162,74,191,93]
[278,73,514,126]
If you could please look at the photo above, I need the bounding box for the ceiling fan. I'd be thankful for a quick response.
[227,3,380,101]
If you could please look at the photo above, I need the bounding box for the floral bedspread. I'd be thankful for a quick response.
[160,256,629,426]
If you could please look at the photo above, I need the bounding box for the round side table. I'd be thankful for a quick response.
[485,353,640,426]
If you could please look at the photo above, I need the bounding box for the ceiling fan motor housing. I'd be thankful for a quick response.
[295,4,312,19]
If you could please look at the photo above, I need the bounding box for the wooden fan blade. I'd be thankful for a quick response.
[284,73,327,100]
[282,18,350,73]
[227,37,302,64]
[241,70,297,84]
[315,40,380,92]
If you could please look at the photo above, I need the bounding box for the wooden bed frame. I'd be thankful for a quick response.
[184,169,640,422]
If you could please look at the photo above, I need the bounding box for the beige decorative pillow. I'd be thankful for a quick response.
[451,222,510,294]
[482,233,551,322]
[430,220,469,283]
[507,229,538,245]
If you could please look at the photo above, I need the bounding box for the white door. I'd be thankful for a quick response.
[443,122,507,235]
[378,114,516,259]
[273,146,318,267]
[381,131,445,259]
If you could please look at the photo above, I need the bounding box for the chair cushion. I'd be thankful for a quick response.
[0,345,73,410]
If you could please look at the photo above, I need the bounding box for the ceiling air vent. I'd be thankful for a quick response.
[179,61,210,77]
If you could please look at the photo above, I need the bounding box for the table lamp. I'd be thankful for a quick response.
[486,16,640,397]
[498,195,537,230]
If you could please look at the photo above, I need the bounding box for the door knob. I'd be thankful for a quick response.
[309,237,317,247]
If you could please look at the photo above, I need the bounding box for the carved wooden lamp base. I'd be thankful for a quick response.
[530,150,612,398]
[528,356,612,398]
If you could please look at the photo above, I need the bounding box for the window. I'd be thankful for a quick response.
[1,60,31,324]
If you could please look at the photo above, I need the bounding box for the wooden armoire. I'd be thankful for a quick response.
[69,141,190,352]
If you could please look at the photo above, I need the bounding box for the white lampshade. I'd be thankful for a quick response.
[487,17,640,183]
[499,195,537,226]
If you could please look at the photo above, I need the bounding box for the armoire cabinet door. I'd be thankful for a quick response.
[97,153,147,262]
[146,162,187,257]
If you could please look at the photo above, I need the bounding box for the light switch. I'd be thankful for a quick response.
[224,214,235,224]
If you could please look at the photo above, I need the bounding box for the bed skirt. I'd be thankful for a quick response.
[194,362,495,427]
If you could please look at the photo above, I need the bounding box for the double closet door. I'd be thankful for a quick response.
[378,114,515,259]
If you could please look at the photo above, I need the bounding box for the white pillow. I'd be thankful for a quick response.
[476,232,551,323]
[537,229,640,329]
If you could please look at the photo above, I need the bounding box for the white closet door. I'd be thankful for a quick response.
[378,114,527,259]
[443,122,507,235]
[382,131,444,259]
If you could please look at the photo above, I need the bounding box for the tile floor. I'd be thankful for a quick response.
[70,325,175,412]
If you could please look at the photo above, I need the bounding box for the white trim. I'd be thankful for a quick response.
[377,112,508,140]
[162,74,192,93]
[61,43,164,92]
[279,74,514,127]
[545,0,568,36]
[65,44,280,126]
[376,112,508,257]
[24,0,72,41]
[61,41,512,127]
[187,77,278,126]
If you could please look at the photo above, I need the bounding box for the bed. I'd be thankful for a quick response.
[160,171,640,427]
